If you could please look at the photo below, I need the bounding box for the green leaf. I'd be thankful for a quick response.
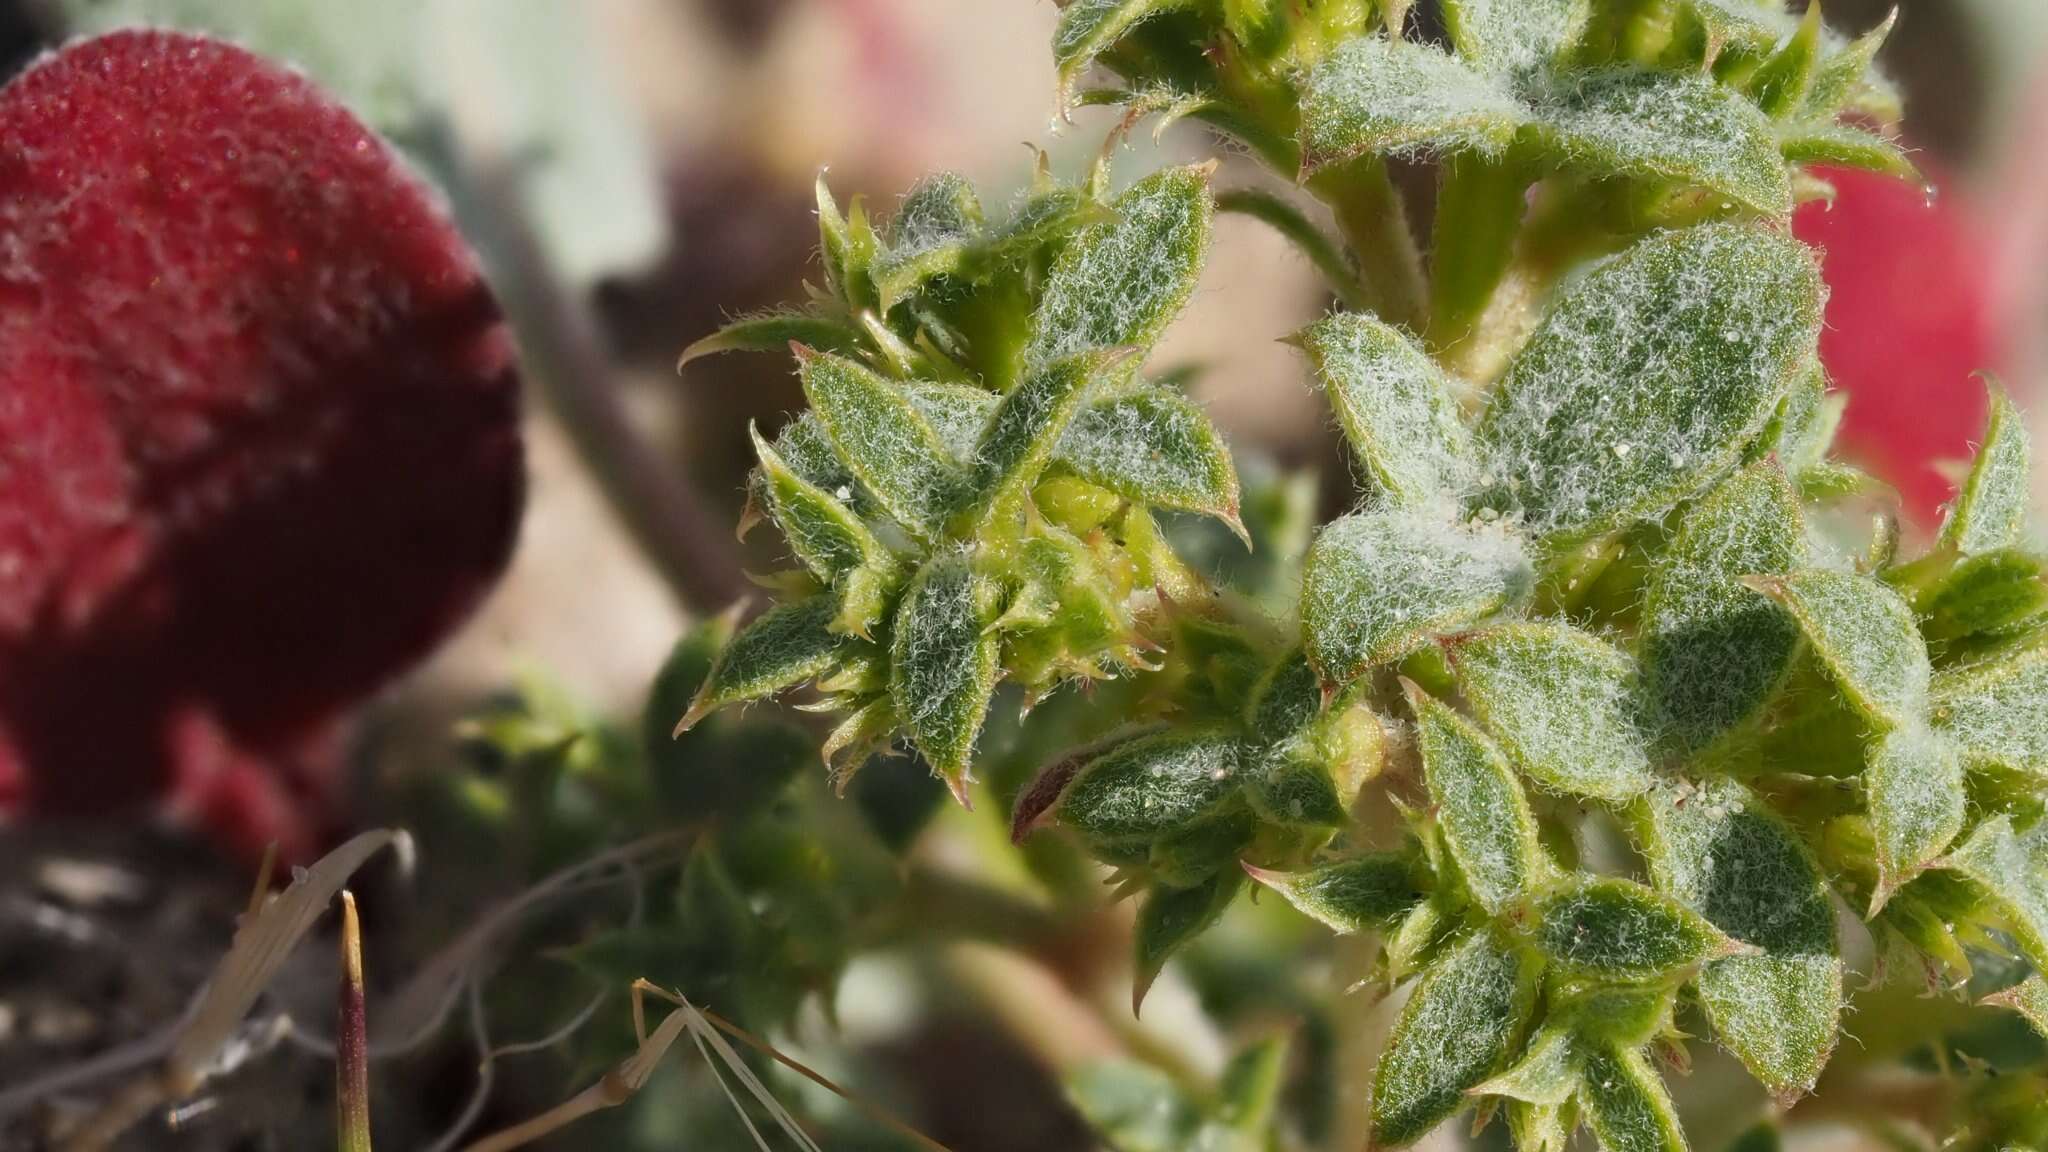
[1441,0,1588,75]
[1756,364,1843,479]
[903,381,999,461]
[1055,388,1243,528]
[748,424,891,582]
[1302,507,1531,685]
[1216,188,1372,312]
[1298,36,1527,172]
[1027,165,1213,367]
[1450,622,1653,802]
[1640,463,1804,752]
[1553,985,1678,1048]
[1802,10,1896,119]
[1475,1027,1582,1105]
[1216,1035,1290,1136]
[1371,928,1541,1148]
[1535,876,1737,981]
[872,172,984,308]
[955,348,1126,531]
[817,176,880,312]
[1407,682,1544,915]
[1134,869,1245,1012]
[766,411,859,495]
[889,553,1000,796]
[1299,313,1477,506]
[1934,641,2048,779]
[1865,725,1966,907]
[1983,975,2048,1039]
[1750,569,1930,731]
[1745,2,1821,117]
[1057,729,1243,845]
[677,311,862,369]
[1245,853,1423,934]
[1941,816,2048,971]
[1918,550,2048,646]
[1637,776,1840,1099]
[1940,381,2032,556]
[1479,224,1821,540]
[681,595,851,728]
[1051,0,1196,107]
[1508,1100,1577,1152]
[1778,122,1919,182]
[1578,1047,1685,1152]
[799,350,962,538]
[1527,69,1792,215]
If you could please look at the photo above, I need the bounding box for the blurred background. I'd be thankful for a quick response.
[5,1,2048,1148]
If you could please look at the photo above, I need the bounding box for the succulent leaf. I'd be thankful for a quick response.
[1302,507,1531,685]
[1055,388,1242,527]
[888,553,1000,794]
[1299,36,1527,171]
[1577,1046,1686,1152]
[1637,777,1840,1099]
[1407,682,1544,915]
[1534,875,1737,982]
[1479,224,1821,541]
[1299,312,1477,506]
[1058,729,1244,845]
[1371,928,1542,1148]
[1441,0,1588,75]
[682,595,853,728]
[1865,725,1966,907]
[799,350,963,538]
[1640,463,1804,752]
[1451,622,1653,802]
[1134,868,1245,1012]
[1245,853,1422,934]
[1750,569,1930,731]
[1933,641,2048,779]
[1026,165,1213,368]
[1939,381,2032,557]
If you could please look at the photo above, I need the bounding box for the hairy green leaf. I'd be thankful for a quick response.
[871,171,984,308]
[1641,463,1804,751]
[1984,974,2048,1039]
[1480,224,1821,540]
[1442,0,1588,75]
[800,350,962,537]
[1578,1047,1685,1152]
[1751,569,1930,730]
[1408,682,1544,915]
[956,348,1125,531]
[1052,0,1196,106]
[1942,816,2048,970]
[1055,389,1242,527]
[1535,876,1735,981]
[1300,312,1476,506]
[1777,122,1919,182]
[1064,1061,1200,1152]
[1934,641,2048,778]
[1372,928,1541,1148]
[1299,36,1527,171]
[677,311,862,369]
[1940,381,2032,557]
[817,176,881,312]
[889,553,1000,793]
[1918,550,2048,646]
[1476,1027,1582,1105]
[1866,725,1966,907]
[1528,69,1792,214]
[1058,729,1243,845]
[1802,10,1897,119]
[1745,2,1821,117]
[1245,853,1422,934]
[682,595,851,728]
[1027,165,1213,367]
[1451,622,1653,802]
[1637,777,1840,1098]
[1303,508,1531,685]
[1134,869,1245,1012]
[749,425,891,582]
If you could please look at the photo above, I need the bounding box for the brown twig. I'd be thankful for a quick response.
[468,163,747,612]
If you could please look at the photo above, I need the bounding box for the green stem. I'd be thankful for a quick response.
[1427,152,1531,356]
[1305,157,1427,330]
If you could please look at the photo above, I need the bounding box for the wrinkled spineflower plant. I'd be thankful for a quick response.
[681,2,2048,1148]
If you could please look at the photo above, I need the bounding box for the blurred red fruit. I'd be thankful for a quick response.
[0,31,523,860]
[1793,162,2003,528]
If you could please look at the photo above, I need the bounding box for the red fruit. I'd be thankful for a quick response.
[0,31,523,859]
[1793,163,2002,527]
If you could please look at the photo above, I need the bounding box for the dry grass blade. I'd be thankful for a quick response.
[59,830,407,1152]
[338,891,372,1152]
